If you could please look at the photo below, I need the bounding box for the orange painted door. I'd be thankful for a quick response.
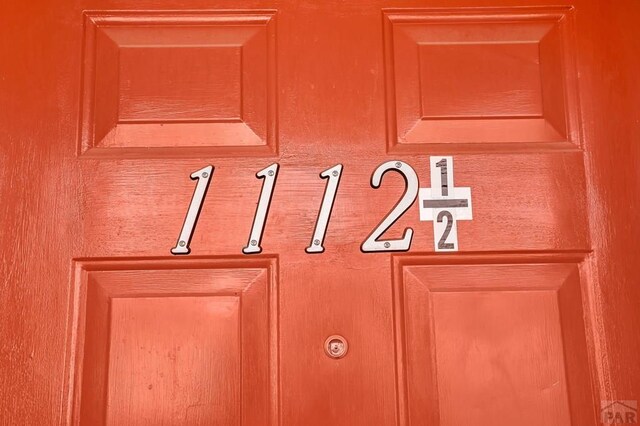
[1,1,639,425]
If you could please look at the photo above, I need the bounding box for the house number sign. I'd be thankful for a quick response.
[171,157,473,255]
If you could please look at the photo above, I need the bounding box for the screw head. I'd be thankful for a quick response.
[202,172,209,178]
[384,242,391,249]
[250,240,258,246]
[268,170,275,177]
[179,241,186,247]
[332,170,339,177]
[314,239,321,245]
[395,162,402,168]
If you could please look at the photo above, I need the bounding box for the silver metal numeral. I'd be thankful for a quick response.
[243,163,279,254]
[171,165,213,255]
[361,161,418,252]
[306,164,343,253]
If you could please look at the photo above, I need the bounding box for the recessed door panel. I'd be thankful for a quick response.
[394,255,595,426]
[72,259,277,425]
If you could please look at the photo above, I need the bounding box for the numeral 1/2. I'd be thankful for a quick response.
[243,163,279,254]
[306,164,343,253]
[171,165,213,255]
[435,158,455,250]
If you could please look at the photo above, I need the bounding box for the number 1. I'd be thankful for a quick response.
[306,164,343,253]
[243,163,279,254]
[435,158,448,196]
[171,165,213,255]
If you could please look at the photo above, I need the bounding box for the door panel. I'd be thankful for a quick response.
[72,259,277,425]
[108,296,240,425]
[383,7,580,151]
[394,255,594,426]
[80,11,277,157]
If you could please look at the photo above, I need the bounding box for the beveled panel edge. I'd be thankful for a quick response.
[392,250,590,268]
[382,5,574,23]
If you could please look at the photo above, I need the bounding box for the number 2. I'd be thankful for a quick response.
[437,210,455,250]
[361,161,419,252]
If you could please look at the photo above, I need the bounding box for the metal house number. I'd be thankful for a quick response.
[171,157,473,255]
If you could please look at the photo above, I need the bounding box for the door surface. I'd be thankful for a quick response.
[1,1,639,425]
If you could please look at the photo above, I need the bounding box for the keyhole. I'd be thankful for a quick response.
[324,335,348,359]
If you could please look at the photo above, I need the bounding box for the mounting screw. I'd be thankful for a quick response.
[332,170,339,177]
[384,242,391,248]
[202,172,209,178]
[179,241,186,247]
[268,170,275,176]
[395,162,402,168]
[250,240,258,246]
[314,239,321,245]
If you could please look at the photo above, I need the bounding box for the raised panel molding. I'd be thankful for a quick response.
[66,257,278,425]
[393,253,596,426]
[79,11,277,158]
[383,7,581,153]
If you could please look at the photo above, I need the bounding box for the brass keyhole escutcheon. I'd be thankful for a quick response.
[324,335,348,359]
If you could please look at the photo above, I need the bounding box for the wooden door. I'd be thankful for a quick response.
[1,1,639,425]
